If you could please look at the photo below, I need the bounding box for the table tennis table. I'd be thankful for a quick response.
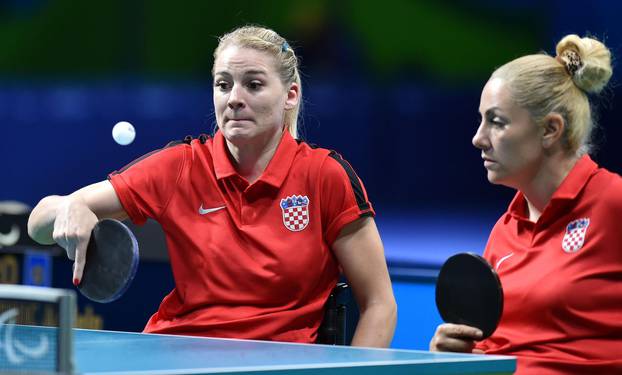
[7,326,515,374]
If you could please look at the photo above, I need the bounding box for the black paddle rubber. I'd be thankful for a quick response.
[435,252,503,339]
[78,219,139,303]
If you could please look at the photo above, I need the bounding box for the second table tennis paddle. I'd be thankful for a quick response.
[435,252,503,339]
[77,219,139,303]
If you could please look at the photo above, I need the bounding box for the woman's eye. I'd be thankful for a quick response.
[214,81,229,90]
[491,117,505,126]
[486,116,505,126]
[248,81,262,90]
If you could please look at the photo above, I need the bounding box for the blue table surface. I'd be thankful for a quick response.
[70,329,515,375]
[5,326,514,374]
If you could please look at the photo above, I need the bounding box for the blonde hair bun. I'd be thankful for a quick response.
[556,34,613,94]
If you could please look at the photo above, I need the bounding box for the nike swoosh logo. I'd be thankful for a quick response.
[198,205,226,215]
[495,252,514,271]
[0,225,20,247]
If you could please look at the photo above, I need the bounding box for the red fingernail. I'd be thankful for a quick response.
[73,278,80,286]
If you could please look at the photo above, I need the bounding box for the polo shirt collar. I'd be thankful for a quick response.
[506,155,597,221]
[213,130,298,188]
[213,130,237,180]
[259,131,298,188]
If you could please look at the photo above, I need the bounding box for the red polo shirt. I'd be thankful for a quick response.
[108,130,374,342]
[477,155,622,374]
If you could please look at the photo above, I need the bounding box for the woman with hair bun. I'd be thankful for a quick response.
[430,35,622,374]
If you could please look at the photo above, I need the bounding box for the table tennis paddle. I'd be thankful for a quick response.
[435,252,503,339]
[77,219,139,303]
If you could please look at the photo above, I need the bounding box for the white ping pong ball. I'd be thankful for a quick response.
[112,121,136,146]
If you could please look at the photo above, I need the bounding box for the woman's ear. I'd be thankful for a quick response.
[542,113,565,149]
[285,82,299,110]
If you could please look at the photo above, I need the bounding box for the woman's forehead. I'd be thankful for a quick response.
[480,78,513,111]
[214,45,277,76]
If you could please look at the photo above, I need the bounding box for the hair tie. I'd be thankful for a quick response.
[558,49,583,77]
[281,41,290,53]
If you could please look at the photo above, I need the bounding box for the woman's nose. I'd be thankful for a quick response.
[227,85,245,110]
[472,123,490,150]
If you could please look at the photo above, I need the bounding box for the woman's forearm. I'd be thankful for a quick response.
[28,181,127,246]
[350,300,397,348]
[28,195,67,245]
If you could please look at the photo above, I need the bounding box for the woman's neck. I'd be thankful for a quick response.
[522,154,580,222]
[225,130,284,184]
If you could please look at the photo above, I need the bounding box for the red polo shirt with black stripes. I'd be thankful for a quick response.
[108,130,374,342]
[476,155,622,374]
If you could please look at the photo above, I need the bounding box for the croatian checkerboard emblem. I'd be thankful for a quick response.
[280,195,309,231]
[562,218,590,253]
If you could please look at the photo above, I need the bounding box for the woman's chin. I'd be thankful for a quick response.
[223,128,254,142]
[487,172,517,189]
[486,171,505,185]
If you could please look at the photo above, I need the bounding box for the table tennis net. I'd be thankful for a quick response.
[0,285,75,374]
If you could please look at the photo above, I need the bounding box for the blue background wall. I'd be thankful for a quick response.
[1,0,622,349]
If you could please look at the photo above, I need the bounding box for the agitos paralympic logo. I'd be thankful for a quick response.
[0,308,50,365]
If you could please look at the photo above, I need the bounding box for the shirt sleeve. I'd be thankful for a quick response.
[108,144,187,225]
[320,151,375,246]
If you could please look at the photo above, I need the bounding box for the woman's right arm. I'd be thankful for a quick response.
[28,180,128,283]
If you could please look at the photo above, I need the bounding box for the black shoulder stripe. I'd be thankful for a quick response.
[170,133,212,147]
[328,151,371,212]
[165,140,186,148]
[109,137,190,176]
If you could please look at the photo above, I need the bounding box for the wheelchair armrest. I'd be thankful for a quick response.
[317,282,351,345]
